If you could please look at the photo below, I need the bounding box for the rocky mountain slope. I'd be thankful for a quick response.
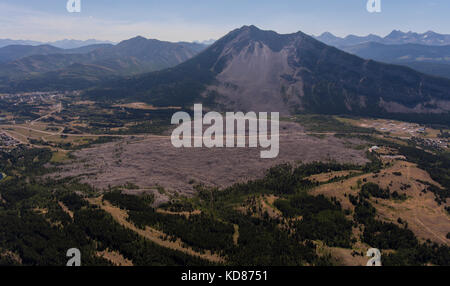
[86,26,450,116]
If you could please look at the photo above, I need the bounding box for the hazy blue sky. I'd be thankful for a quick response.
[0,0,449,42]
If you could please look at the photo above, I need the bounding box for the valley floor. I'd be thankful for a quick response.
[0,93,449,266]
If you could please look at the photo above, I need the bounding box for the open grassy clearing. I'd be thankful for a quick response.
[96,250,133,266]
[310,160,449,245]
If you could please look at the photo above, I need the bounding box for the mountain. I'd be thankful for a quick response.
[85,36,205,72]
[0,39,42,48]
[47,39,116,49]
[0,44,112,64]
[341,42,450,78]
[317,31,450,79]
[0,45,62,63]
[0,38,115,49]
[383,30,450,46]
[85,25,450,116]
[0,37,207,92]
[315,32,383,48]
[315,30,450,48]
[343,42,450,62]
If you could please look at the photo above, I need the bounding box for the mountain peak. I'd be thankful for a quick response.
[424,30,437,35]
[239,25,260,31]
[230,25,266,38]
[320,32,336,37]
[214,25,311,57]
[318,32,339,39]
[386,29,405,38]
[128,36,148,41]
[116,36,154,48]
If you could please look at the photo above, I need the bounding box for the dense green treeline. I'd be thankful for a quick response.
[103,191,234,253]
[56,102,175,135]
[0,146,53,177]
[360,182,407,201]
[225,214,322,266]
[212,162,365,203]
[0,210,107,266]
[74,208,211,266]
[275,194,340,217]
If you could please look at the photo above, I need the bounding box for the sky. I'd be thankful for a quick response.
[0,0,449,43]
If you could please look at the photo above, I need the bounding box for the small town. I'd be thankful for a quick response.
[0,132,20,149]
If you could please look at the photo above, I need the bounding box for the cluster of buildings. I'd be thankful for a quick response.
[411,136,449,150]
[374,121,426,135]
[0,91,64,106]
[0,132,20,149]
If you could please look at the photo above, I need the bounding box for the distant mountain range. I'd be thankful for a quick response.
[0,39,116,49]
[85,26,450,116]
[0,37,207,92]
[340,42,450,79]
[314,30,450,79]
[0,38,217,49]
[0,44,113,64]
[315,30,450,47]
